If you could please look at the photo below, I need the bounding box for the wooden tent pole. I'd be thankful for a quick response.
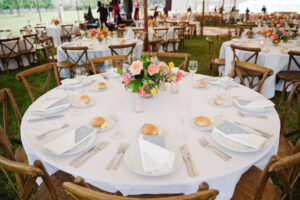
[200,0,205,36]
[144,0,149,51]
[36,0,42,23]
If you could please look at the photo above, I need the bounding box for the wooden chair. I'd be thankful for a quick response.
[0,37,23,71]
[40,36,56,62]
[116,28,126,38]
[15,63,60,102]
[61,46,90,78]
[238,25,253,38]
[216,33,231,52]
[206,37,225,76]
[20,34,38,65]
[230,60,274,93]
[278,82,300,157]
[88,55,127,74]
[149,33,162,52]
[230,44,261,64]
[276,51,300,106]
[63,177,219,200]
[61,24,73,43]
[168,27,185,51]
[34,26,47,38]
[154,27,169,51]
[0,29,11,33]
[132,28,145,40]
[144,52,191,71]
[108,43,136,63]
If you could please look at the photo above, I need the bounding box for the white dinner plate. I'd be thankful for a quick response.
[72,100,95,109]
[42,127,96,156]
[211,124,263,153]
[124,143,182,176]
[86,116,116,132]
[208,97,233,108]
[193,81,211,90]
[90,85,107,92]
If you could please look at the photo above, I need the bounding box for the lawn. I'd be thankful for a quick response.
[0,35,299,199]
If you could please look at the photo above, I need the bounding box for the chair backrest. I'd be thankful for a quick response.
[40,36,56,62]
[61,24,73,37]
[34,26,47,38]
[230,44,261,64]
[132,29,145,40]
[23,34,38,53]
[117,28,126,38]
[173,27,185,40]
[0,88,22,144]
[0,29,11,33]
[108,43,136,63]
[238,25,253,37]
[144,52,191,71]
[231,60,274,93]
[286,50,300,72]
[61,46,89,77]
[206,37,215,62]
[280,82,300,139]
[88,55,127,74]
[154,27,169,41]
[216,33,231,51]
[15,63,60,102]
[63,177,219,200]
[0,37,20,58]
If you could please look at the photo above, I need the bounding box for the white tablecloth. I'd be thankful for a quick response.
[46,24,80,47]
[220,39,300,99]
[21,74,280,199]
[57,38,144,77]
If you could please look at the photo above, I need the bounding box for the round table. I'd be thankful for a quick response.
[21,74,280,200]
[220,38,300,99]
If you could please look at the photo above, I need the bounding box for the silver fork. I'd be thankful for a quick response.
[112,143,129,170]
[36,123,69,140]
[199,137,232,161]
[106,143,127,170]
[238,111,268,120]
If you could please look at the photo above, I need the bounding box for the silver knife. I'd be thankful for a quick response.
[234,121,273,139]
[74,141,109,168]
[28,115,65,122]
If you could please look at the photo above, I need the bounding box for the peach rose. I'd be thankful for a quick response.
[130,61,143,75]
[147,64,159,76]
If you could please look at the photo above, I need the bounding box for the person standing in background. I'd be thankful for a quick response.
[97,1,108,28]
[134,0,140,20]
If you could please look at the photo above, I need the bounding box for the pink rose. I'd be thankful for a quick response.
[123,74,131,83]
[175,71,183,83]
[130,61,143,75]
[147,64,159,76]
[283,32,288,37]
[137,89,146,97]
[273,34,279,39]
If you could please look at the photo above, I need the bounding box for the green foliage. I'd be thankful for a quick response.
[0,0,54,10]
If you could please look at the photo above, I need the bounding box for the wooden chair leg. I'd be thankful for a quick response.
[278,80,288,106]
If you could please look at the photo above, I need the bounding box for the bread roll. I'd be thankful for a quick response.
[79,95,90,106]
[141,123,158,135]
[194,116,211,127]
[92,117,106,127]
[197,81,207,88]
[97,82,106,89]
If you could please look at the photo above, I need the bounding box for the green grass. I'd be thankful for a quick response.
[0,35,299,199]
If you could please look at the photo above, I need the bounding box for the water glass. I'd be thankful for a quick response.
[216,87,232,106]
[75,67,87,78]
[171,82,179,93]
[188,60,198,79]
[104,59,113,73]
[109,99,124,139]
[150,56,159,64]
[132,98,144,113]
[175,100,190,140]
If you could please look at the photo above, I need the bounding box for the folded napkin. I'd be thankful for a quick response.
[32,98,69,113]
[43,125,96,155]
[138,135,175,174]
[213,120,266,149]
[235,98,274,110]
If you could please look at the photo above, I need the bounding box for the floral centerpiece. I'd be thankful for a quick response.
[148,18,157,27]
[87,27,111,41]
[270,28,289,44]
[51,18,60,25]
[118,54,182,97]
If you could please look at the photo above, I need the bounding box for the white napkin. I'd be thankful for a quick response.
[43,125,96,155]
[213,120,266,149]
[138,135,175,174]
[32,98,69,113]
[235,97,274,110]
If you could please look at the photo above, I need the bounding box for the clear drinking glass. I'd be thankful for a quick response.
[175,100,190,140]
[109,99,124,139]
[104,59,113,73]
[188,60,198,79]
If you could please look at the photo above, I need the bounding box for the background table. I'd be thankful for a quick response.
[46,24,80,47]
[21,74,280,199]
[220,39,300,99]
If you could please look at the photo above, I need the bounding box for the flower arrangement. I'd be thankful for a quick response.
[270,28,289,44]
[118,54,182,97]
[87,27,111,41]
[51,18,60,25]
[148,18,157,27]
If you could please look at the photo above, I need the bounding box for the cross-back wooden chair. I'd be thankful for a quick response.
[61,46,90,78]
[168,27,185,51]
[278,82,300,157]
[34,26,47,38]
[20,34,38,65]
[0,29,11,33]
[230,60,274,93]
[144,52,191,71]
[230,44,261,64]
[15,63,60,102]
[61,24,73,43]
[276,50,300,106]
[20,29,30,35]
[0,37,23,71]
[40,36,56,62]
[206,37,225,76]
[108,43,136,63]
[238,25,253,37]
[63,177,219,200]
[149,33,162,52]
[154,27,169,51]
[88,55,127,74]
[132,28,145,40]
[216,33,232,52]
[116,28,126,38]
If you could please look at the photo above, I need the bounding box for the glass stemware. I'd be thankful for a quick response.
[188,60,198,80]
[104,59,113,73]
[175,100,190,140]
[109,99,124,139]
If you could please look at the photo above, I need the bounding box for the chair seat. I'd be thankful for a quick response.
[31,170,74,200]
[277,71,300,82]
[278,134,294,157]
[211,58,225,65]
[168,39,181,43]
[231,166,281,200]
[57,61,70,68]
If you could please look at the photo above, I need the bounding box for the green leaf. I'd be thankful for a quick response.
[117,68,124,75]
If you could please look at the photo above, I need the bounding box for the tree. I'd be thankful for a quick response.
[39,0,54,10]
[0,0,20,14]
